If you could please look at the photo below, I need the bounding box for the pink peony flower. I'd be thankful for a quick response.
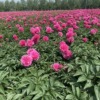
[30,27,41,35]
[61,23,67,28]
[27,48,40,61]
[59,41,69,53]
[90,28,98,35]
[59,41,72,59]
[62,50,72,59]
[82,38,88,42]
[16,24,20,28]
[31,34,40,44]
[19,40,26,47]
[54,23,62,31]
[0,35,3,39]
[18,27,24,32]
[66,31,74,38]
[46,26,53,33]
[20,55,33,67]
[43,36,49,42]
[51,63,63,71]
[30,27,35,35]
[26,39,34,47]
[13,34,18,41]
[27,48,37,54]
[35,27,41,34]
[58,32,63,37]
[67,27,74,32]
[67,37,74,43]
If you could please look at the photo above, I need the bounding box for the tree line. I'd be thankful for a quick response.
[0,0,100,11]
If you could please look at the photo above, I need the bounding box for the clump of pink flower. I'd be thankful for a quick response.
[59,41,72,59]
[61,23,67,29]
[21,48,40,67]
[46,26,53,33]
[20,55,33,67]
[13,34,18,41]
[26,39,34,47]
[82,37,88,42]
[90,28,98,35]
[67,37,74,43]
[43,36,49,42]
[18,26,24,32]
[0,35,3,39]
[27,48,40,61]
[30,27,40,35]
[58,32,63,37]
[54,22,63,32]
[19,40,26,47]
[16,24,20,28]
[31,34,40,44]
[66,27,76,43]
[51,63,63,71]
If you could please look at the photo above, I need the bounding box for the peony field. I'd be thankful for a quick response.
[0,9,100,100]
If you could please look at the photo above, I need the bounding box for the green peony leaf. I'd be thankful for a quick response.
[66,94,74,99]
[94,85,100,100]
[77,75,87,82]
[32,92,43,100]
[84,81,93,89]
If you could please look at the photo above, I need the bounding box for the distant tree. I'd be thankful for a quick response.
[39,0,47,10]
[20,0,27,10]
[0,2,5,11]
[0,0,100,11]
[75,0,81,9]
[4,0,10,11]
[15,1,21,11]
[10,0,16,11]
[33,0,39,10]
[61,0,68,9]
[26,0,34,10]
[55,0,61,9]
[46,0,55,10]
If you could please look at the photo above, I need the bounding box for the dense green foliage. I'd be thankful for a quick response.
[1,0,100,11]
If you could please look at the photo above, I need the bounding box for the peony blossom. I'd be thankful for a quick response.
[54,23,63,31]
[82,38,88,42]
[0,35,3,39]
[59,41,72,59]
[18,26,24,32]
[61,23,67,28]
[26,39,34,47]
[62,50,72,59]
[43,36,49,42]
[16,24,20,28]
[66,31,74,38]
[30,27,40,35]
[31,34,40,44]
[59,41,69,53]
[19,40,26,47]
[27,48,40,61]
[20,55,33,67]
[51,63,63,71]
[46,26,53,33]
[90,28,98,35]
[58,32,63,37]
[27,48,37,54]
[67,37,74,43]
[13,34,18,41]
